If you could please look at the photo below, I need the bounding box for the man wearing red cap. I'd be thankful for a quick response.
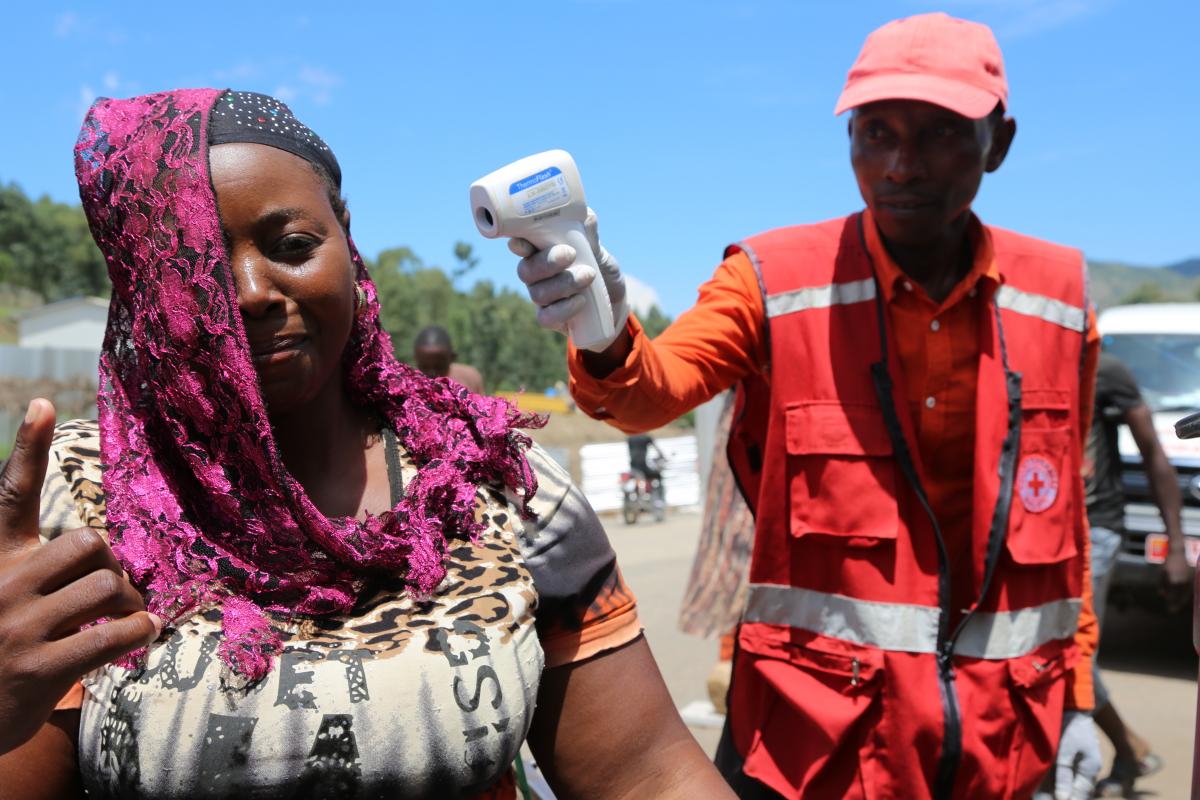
[511,12,1101,800]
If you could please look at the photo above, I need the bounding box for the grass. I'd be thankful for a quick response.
[0,304,20,343]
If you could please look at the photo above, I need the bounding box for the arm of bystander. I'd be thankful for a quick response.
[1124,404,1190,608]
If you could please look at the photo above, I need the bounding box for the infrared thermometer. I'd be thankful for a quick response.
[470,151,615,351]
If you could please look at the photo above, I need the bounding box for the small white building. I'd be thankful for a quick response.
[17,297,108,350]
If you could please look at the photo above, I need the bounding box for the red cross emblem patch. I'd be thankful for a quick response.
[1018,455,1059,513]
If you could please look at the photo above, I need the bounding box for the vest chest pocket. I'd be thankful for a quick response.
[786,402,900,544]
[1007,392,1079,565]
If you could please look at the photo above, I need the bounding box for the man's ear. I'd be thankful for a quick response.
[986,116,1017,173]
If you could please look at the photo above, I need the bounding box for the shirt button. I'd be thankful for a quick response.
[925,396,937,409]
[903,281,913,292]
[930,319,941,332]
[968,288,977,298]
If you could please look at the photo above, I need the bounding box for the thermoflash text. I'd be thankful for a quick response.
[470,151,615,351]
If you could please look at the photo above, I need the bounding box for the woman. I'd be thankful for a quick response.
[678,391,755,715]
[0,89,731,799]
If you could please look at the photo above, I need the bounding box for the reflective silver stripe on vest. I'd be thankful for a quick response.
[743,583,1081,660]
[995,285,1086,332]
[955,597,1082,660]
[743,583,939,653]
[765,278,876,319]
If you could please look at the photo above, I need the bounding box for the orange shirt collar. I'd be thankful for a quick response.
[861,208,1000,310]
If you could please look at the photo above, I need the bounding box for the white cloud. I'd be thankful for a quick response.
[623,274,662,316]
[215,63,263,83]
[298,67,340,106]
[271,67,340,108]
[997,0,1098,37]
[77,84,97,118]
[102,71,120,92]
[923,0,1113,38]
[54,12,79,37]
[52,12,126,44]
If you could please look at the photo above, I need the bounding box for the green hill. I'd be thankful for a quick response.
[1088,260,1199,310]
[1167,258,1200,278]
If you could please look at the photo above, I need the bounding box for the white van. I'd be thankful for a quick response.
[1098,303,1200,608]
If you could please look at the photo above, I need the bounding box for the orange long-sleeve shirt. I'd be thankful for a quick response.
[569,211,1100,709]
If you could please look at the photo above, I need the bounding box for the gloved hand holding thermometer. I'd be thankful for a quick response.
[470,150,628,352]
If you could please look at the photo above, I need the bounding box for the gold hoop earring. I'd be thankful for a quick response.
[354,284,367,315]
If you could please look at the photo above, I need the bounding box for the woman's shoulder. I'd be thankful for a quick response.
[512,440,643,667]
[511,441,602,549]
[39,418,107,540]
[522,442,575,515]
[51,418,102,464]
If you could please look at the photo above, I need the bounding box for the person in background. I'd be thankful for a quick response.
[510,13,1102,799]
[412,324,485,393]
[678,392,755,715]
[1083,350,1188,796]
[627,432,666,484]
[627,431,667,511]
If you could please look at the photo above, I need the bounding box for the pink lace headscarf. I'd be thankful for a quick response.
[75,89,542,680]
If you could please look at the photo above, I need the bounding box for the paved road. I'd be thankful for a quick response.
[606,509,1197,797]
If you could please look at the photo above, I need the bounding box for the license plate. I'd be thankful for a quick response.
[1143,533,1200,566]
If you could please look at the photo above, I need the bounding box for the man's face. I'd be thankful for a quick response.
[849,100,1013,246]
[414,345,453,379]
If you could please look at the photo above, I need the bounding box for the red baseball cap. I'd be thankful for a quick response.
[834,13,1007,119]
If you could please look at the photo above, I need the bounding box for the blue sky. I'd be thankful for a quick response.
[2,1,1196,316]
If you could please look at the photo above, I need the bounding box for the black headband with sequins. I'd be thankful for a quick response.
[208,90,342,189]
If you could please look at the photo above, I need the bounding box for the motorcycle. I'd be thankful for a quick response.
[621,453,666,524]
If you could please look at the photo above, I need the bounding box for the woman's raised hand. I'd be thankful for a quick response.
[0,399,161,755]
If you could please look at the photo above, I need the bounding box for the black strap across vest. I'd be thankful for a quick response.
[857,213,1023,798]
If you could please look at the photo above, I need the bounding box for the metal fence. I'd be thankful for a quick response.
[0,344,100,383]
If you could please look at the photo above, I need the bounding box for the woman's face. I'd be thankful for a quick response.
[208,143,355,415]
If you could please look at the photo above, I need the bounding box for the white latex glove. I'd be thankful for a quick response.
[509,208,629,352]
[1054,711,1102,800]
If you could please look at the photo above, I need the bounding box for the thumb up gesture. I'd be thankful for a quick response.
[0,400,161,755]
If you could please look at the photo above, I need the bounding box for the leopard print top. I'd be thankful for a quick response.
[40,420,640,800]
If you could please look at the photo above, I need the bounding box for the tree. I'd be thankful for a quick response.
[458,282,568,393]
[362,247,568,393]
[0,182,107,302]
[367,255,459,360]
[451,241,479,282]
[1121,281,1169,305]
[640,304,673,339]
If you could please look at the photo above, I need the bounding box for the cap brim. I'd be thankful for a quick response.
[834,72,1001,119]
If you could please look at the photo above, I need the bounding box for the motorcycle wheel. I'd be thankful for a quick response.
[623,504,639,525]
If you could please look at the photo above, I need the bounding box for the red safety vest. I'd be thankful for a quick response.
[726,213,1090,800]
